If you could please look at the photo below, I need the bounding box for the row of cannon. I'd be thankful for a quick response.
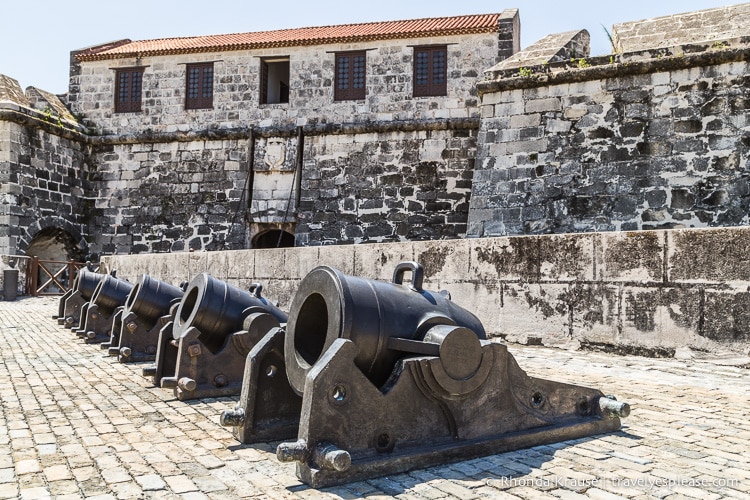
[55,262,629,488]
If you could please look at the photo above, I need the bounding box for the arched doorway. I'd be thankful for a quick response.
[252,229,295,249]
[26,227,82,261]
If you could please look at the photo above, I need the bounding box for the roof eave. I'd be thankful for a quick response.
[75,26,500,62]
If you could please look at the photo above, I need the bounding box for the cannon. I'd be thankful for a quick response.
[75,275,134,343]
[104,275,187,363]
[222,262,630,488]
[57,267,110,329]
[142,273,287,401]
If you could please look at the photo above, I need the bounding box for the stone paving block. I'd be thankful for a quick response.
[0,297,749,499]
[0,483,18,500]
[135,473,167,491]
[165,474,199,493]
[18,486,50,499]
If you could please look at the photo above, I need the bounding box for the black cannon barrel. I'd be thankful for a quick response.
[123,274,184,327]
[173,273,288,354]
[91,275,135,314]
[284,261,486,394]
[74,270,108,301]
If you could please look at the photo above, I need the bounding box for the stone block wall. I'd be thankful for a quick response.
[102,226,750,355]
[85,122,480,254]
[297,126,477,245]
[468,51,750,237]
[69,31,505,136]
[613,3,750,53]
[89,138,250,256]
[0,114,89,257]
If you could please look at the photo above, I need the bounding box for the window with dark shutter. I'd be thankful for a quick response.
[260,57,290,105]
[114,67,144,113]
[186,62,214,109]
[413,46,447,97]
[334,51,366,101]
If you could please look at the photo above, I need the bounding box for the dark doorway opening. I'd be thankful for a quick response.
[253,230,295,249]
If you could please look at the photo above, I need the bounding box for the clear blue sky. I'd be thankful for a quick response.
[1,0,738,95]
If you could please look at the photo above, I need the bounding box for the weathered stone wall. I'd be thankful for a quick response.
[88,122,478,253]
[69,31,506,136]
[63,17,517,253]
[0,111,89,257]
[89,138,250,256]
[468,51,750,237]
[612,3,750,53]
[297,125,477,245]
[5,6,750,260]
[101,226,750,354]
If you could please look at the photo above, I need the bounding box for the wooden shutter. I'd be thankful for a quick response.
[186,63,214,109]
[334,51,366,101]
[115,68,144,113]
[260,60,269,105]
[413,46,447,97]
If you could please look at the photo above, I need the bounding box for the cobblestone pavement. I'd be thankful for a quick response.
[1,297,749,499]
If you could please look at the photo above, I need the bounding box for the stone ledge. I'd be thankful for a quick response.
[0,103,87,140]
[479,42,750,95]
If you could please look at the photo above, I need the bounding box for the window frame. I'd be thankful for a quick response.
[185,62,214,110]
[114,67,145,113]
[334,51,367,101]
[413,45,447,98]
[259,57,290,105]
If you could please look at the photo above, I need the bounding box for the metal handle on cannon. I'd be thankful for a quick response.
[392,261,424,292]
[248,283,263,298]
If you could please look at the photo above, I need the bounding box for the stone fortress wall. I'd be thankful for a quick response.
[2,5,747,256]
[68,31,507,135]
[0,76,90,258]
[468,3,750,237]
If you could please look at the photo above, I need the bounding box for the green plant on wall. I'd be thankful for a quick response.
[602,24,618,54]
[518,67,533,78]
[571,58,590,69]
[41,105,66,128]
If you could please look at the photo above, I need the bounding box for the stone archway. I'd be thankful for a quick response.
[20,217,88,261]
[252,229,295,249]
[25,227,83,262]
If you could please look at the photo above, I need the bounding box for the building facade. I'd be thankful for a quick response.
[62,11,519,256]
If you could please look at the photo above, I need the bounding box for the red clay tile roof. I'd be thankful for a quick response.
[75,13,502,61]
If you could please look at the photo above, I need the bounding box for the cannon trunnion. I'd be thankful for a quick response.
[222,261,629,488]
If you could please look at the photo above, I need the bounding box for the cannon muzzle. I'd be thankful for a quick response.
[173,273,288,354]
